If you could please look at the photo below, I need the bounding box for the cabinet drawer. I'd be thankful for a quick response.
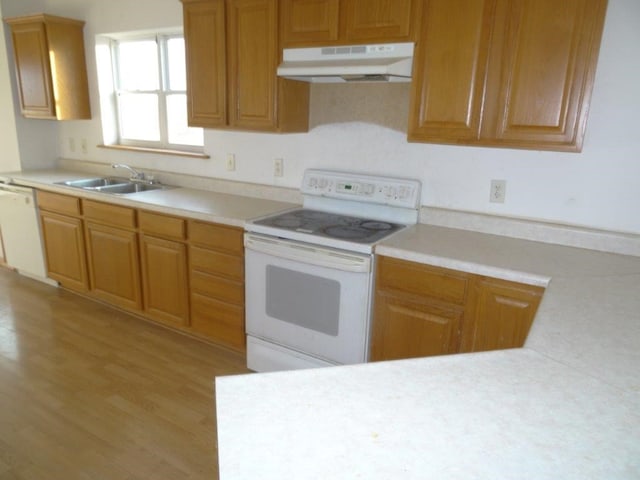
[376,256,469,305]
[37,190,81,216]
[190,269,244,305]
[83,200,136,229]
[190,245,243,281]
[139,210,186,240]
[191,293,245,351]
[188,220,243,254]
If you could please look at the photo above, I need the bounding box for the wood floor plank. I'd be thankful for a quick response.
[0,268,249,479]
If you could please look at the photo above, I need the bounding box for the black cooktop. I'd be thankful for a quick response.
[253,209,405,244]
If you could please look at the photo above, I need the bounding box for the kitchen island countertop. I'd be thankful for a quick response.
[216,223,640,479]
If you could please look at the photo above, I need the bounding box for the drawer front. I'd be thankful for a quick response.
[188,220,243,254]
[139,210,186,240]
[190,269,244,305]
[191,293,245,351]
[190,245,243,280]
[83,199,136,229]
[376,256,469,305]
[37,190,81,216]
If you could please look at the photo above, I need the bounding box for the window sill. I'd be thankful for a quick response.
[98,144,209,159]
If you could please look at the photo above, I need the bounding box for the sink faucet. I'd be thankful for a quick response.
[112,164,145,181]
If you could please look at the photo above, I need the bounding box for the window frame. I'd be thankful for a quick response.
[109,33,203,152]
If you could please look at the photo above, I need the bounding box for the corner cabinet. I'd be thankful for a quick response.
[182,0,309,132]
[408,0,608,152]
[5,14,91,120]
[280,0,420,47]
[371,256,544,362]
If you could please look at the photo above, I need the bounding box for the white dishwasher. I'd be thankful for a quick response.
[0,183,50,282]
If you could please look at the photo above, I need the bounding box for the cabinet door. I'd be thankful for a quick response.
[281,0,340,46]
[482,0,608,151]
[39,211,88,292]
[140,235,189,327]
[9,21,55,118]
[470,278,543,352]
[85,222,142,312]
[342,0,418,43]
[371,293,463,361]
[227,0,278,130]
[191,292,245,351]
[183,0,227,127]
[408,0,494,143]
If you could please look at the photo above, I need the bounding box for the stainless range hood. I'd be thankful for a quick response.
[277,42,414,83]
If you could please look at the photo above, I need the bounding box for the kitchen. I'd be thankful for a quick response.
[0,0,639,479]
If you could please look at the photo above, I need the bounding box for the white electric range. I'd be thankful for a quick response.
[244,169,421,372]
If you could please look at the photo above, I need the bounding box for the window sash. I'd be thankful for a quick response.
[111,35,202,150]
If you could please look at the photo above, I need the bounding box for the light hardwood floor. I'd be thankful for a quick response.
[0,267,249,480]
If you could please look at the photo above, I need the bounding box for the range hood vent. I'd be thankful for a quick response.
[277,42,414,83]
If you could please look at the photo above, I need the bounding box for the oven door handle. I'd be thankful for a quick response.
[245,234,371,273]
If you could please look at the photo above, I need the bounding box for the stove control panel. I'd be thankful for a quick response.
[302,169,421,208]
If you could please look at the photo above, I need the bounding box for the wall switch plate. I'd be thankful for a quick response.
[68,138,76,153]
[80,138,88,155]
[274,158,284,177]
[226,154,236,171]
[490,179,506,203]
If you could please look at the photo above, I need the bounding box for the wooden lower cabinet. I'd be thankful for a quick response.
[84,222,142,312]
[39,211,88,292]
[371,255,544,361]
[188,220,245,352]
[467,277,544,352]
[140,235,189,327]
[371,293,463,360]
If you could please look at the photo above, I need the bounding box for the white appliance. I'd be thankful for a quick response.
[244,169,421,372]
[0,183,50,283]
[277,42,414,83]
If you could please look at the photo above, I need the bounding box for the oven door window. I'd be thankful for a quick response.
[265,265,340,336]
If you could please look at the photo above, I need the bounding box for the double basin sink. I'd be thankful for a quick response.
[55,177,171,195]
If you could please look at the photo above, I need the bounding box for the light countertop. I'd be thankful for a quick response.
[216,224,640,479]
[2,169,297,227]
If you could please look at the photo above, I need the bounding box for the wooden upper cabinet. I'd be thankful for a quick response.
[281,0,418,47]
[183,0,227,127]
[182,0,309,132]
[482,0,608,151]
[342,0,418,43]
[227,0,278,129]
[280,0,340,46]
[409,0,608,152]
[5,14,91,120]
[408,0,494,143]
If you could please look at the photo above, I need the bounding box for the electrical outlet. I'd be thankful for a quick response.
[226,153,236,171]
[274,158,284,177]
[80,138,88,155]
[68,138,76,153]
[490,179,506,203]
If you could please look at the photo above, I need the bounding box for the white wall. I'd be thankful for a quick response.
[0,2,21,172]
[2,0,640,234]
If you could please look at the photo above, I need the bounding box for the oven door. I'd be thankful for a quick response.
[244,233,373,369]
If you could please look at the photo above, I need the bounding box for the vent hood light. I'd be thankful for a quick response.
[277,42,414,83]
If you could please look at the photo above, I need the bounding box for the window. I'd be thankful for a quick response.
[99,33,203,152]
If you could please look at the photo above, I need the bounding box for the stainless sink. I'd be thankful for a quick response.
[57,177,128,188]
[95,182,167,194]
[55,177,171,195]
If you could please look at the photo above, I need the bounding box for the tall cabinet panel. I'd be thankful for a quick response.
[183,0,227,127]
[408,0,494,142]
[227,0,277,129]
